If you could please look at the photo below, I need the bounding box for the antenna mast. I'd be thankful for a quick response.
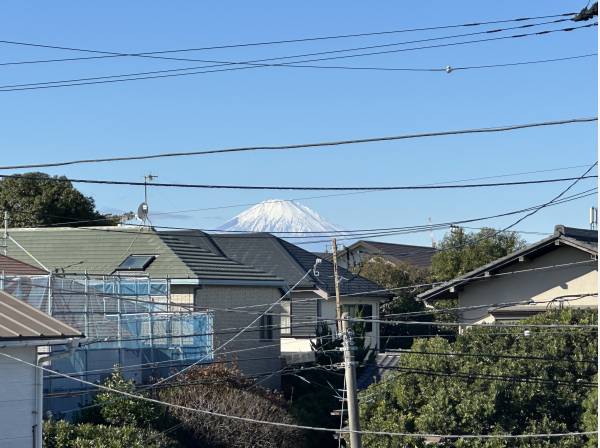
[138,174,157,226]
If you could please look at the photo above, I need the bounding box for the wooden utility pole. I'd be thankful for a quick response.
[341,312,362,448]
[331,238,343,333]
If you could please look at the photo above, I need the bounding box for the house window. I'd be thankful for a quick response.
[281,300,291,335]
[260,314,274,340]
[344,304,373,333]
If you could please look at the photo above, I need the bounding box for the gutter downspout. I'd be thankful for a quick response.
[35,339,79,448]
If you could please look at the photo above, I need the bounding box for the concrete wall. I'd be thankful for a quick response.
[0,346,36,448]
[458,245,597,325]
[195,285,283,389]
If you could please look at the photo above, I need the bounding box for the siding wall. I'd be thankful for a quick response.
[458,245,597,325]
[0,346,37,448]
[195,285,283,388]
[290,290,320,337]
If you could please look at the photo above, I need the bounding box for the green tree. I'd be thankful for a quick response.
[43,420,176,448]
[45,367,175,447]
[358,258,447,348]
[359,309,598,448]
[581,374,597,448]
[0,172,123,227]
[431,227,526,281]
[95,367,163,427]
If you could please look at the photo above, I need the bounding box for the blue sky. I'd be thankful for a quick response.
[0,1,597,247]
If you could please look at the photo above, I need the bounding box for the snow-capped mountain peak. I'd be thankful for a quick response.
[217,199,340,233]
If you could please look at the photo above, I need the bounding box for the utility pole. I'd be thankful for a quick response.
[331,238,343,333]
[341,312,362,448]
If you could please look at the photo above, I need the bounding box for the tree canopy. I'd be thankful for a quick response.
[159,363,307,448]
[0,172,122,227]
[431,227,526,281]
[359,309,598,448]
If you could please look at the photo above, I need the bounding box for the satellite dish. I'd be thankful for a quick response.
[137,202,149,222]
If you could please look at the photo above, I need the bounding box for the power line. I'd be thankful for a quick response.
[0,173,595,191]
[502,162,599,232]
[377,349,597,364]
[1,52,595,88]
[361,364,597,388]
[42,185,593,245]
[1,351,596,439]
[0,12,576,62]
[366,318,597,329]
[27,262,598,329]
[0,17,573,68]
[0,116,595,169]
[151,268,314,387]
[0,23,594,92]
[145,163,598,216]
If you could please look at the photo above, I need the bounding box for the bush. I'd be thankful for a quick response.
[94,367,163,427]
[44,367,176,447]
[43,419,176,448]
[158,363,307,448]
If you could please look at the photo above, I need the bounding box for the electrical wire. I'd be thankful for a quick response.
[1,351,596,439]
[502,161,599,232]
[28,187,597,250]
[0,117,594,170]
[0,173,595,191]
[0,23,594,92]
[359,364,597,388]
[0,12,576,63]
[150,268,314,387]
[375,349,597,364]
[142,162,598,216]
[0,18,574,68]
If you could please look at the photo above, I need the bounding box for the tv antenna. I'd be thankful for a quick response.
[137,174,157,225]
[428,217,437,248]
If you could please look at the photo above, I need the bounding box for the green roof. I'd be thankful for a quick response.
[6,227,283,285]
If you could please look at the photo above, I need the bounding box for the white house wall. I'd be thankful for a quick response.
[0,346,37,448]
[458,245,597,325]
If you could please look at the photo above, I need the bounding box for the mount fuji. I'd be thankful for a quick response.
[217,200,341,234]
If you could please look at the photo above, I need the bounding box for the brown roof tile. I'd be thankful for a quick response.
[0,290,82,341]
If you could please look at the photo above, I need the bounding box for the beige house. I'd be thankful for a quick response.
[417,225,597,325]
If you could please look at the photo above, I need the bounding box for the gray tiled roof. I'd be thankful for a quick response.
[209,233,314,288]
[343,240,437,268]
[208,233,392,298]
[0,290,82,341]
[418,225,598,302]
[6,227,282,285]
